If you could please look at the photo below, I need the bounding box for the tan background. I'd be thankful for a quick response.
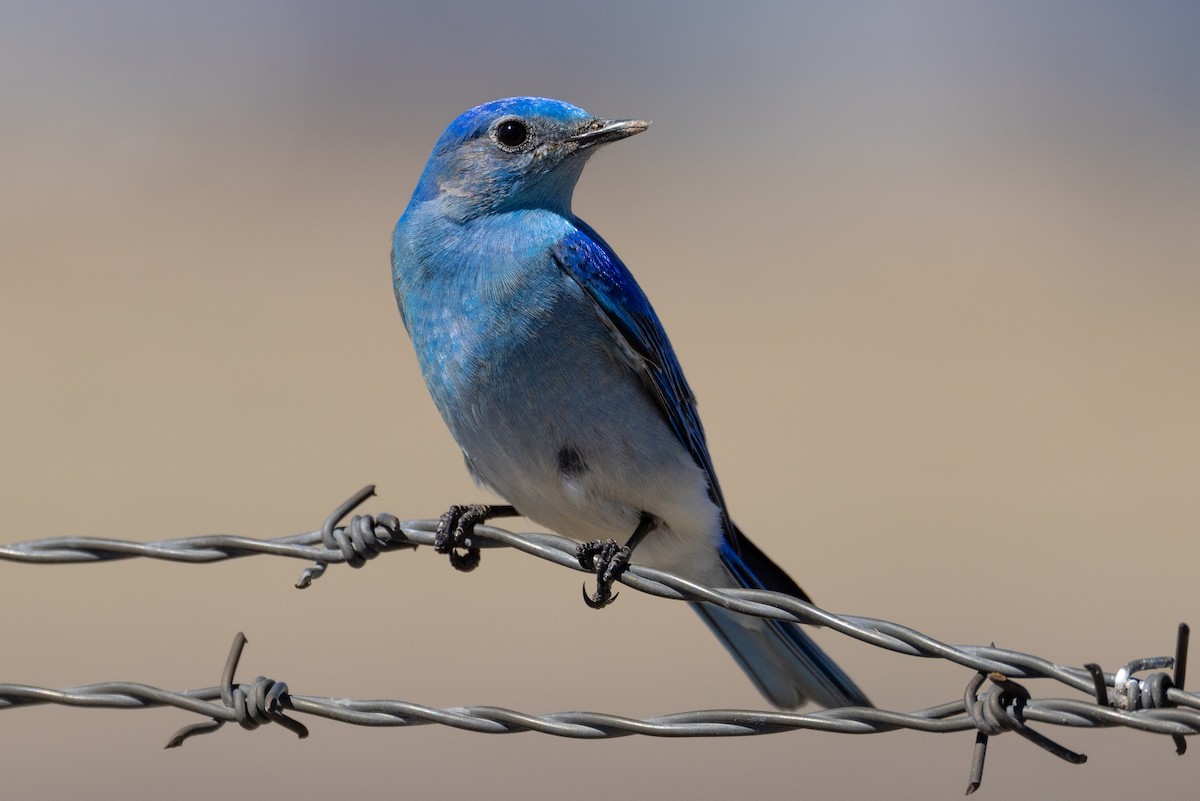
[3,2,1198,798]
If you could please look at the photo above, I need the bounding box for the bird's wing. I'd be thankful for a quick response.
[553,220,735,540]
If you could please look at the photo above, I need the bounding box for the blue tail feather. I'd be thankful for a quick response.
[692,534,870,709]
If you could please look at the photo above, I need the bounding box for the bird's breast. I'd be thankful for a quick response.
[395,217,722,566]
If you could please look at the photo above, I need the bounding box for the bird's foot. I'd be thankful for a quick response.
[435,504,516,572]
[577,539,632,609]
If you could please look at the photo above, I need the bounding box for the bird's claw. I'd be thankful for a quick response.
[435,505,486,572]
[577,539,631,609]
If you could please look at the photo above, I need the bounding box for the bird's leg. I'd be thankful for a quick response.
[435,504,518,572]
[577,512,658,609]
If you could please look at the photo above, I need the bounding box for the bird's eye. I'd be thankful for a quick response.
[494,119,529,150]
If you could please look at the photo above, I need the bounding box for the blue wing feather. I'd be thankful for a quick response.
[553,220,871,709]
[553,221,734,540]
[552,220,873,705]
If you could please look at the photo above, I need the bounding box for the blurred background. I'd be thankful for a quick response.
[2,1,1198,798]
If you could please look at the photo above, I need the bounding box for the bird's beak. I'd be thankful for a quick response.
[570,118,651,148]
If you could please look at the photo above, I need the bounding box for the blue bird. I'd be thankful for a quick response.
[391,97,869,709]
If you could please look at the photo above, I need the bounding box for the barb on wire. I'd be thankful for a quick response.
[163,632,307,747]
[2,486,1197,793]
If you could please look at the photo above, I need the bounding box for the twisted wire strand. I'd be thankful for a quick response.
[3,655,1197,739]
[0,488,1152,690]
[2,486,1195,791]
[2,669,1198,739]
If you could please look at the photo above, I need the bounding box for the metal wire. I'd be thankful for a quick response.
[2,485,1194,792]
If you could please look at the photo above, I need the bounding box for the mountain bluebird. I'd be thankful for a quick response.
[391,97,869,708]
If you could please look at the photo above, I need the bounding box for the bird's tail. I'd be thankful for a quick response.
[690,529,870,709]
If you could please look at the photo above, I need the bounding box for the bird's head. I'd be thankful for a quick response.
[410,97,649,222]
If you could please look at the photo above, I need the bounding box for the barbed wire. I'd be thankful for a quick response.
[2,485,1195,794]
